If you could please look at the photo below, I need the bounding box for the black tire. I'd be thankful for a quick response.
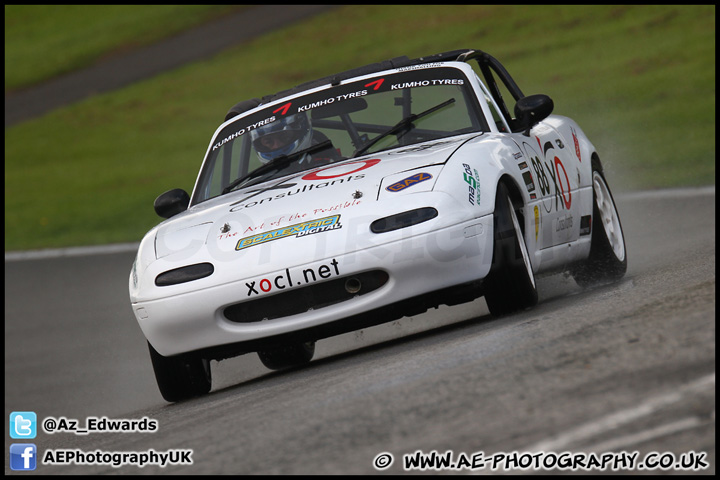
[258,341,315,371]
[148,342,212,402]
[571,164,627,287]
[484,182,538,316]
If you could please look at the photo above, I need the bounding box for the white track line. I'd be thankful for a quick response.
[616,185,715,201]
[521,373,715,453]
[4,242,140,261]
[582,415,707,453]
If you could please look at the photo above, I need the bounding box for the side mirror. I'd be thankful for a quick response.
[514,94,554,133]
[154,189,190,219]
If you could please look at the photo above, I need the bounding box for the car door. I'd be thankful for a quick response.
[516,123,579,249]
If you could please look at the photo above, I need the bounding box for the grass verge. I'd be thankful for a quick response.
[4,5,715,251]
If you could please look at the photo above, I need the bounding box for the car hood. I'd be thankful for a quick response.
[154,134,479,261]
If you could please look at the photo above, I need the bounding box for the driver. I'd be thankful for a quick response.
[250,113,313,164]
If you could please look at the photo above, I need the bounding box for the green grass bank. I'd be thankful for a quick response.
[4,5,715,251]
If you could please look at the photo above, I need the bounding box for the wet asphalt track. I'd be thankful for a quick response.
[4,187,715,475]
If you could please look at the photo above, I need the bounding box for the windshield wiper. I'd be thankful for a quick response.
[222,140,332,195]
[352,98,455,158]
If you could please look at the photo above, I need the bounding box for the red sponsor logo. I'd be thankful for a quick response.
[302,158,380,181]
[365,78,385,91]
[273,102,292,116]
[571,127,581,162]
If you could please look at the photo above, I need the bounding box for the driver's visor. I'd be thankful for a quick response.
[253,129,301,153]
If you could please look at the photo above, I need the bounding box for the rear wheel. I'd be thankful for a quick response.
[148,342,211,402]
[571,165,627,287]
[484,183,538,316]
[258,341,315,370]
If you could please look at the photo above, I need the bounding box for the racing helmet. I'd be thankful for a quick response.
[250,113,312,164]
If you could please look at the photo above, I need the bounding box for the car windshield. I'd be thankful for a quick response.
[192,65,486,205]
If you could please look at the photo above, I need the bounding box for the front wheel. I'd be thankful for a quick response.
[258,341,315,371]
[571,166,627,287]
[148,342,212,402]
[484,183,538,316]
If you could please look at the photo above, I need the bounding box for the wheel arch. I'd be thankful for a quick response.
[497,173,527,233]
[485,173,539,315]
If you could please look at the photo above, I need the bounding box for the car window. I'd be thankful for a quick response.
[468,61,517,130]
[484,92,510,133]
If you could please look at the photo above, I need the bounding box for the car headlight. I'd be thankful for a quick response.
[155,263,214,286]
[155,222,213,259]
[370,207,438,233]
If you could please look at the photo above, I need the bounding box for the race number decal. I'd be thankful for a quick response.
[554,157,572,210]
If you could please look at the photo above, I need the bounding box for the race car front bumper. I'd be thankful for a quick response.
[131,213,494,358]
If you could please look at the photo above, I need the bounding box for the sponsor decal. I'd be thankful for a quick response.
[245,259,341,297]
[311,199,361,216]
[214,68,468,153]
[213,115,277,151]
[274,102,292,116]
[522,170,536,194]
[390,78,464,90]
[229,174,365,212]
[302,158,380,181]
[580,215,592,235]
[524,138,573,214]
[554,157,572,210]
[556,214,573,232]
[297,90,369,113]
[397,63,443,72]
[365,79,384,90]
[534,205,540,241]
[235,215,342,251]
[239,212,309,236]
[462,163,481,206]
[527,142,550,203]
[388,139,457,155]
[386,172,433,192]
[225,200,362,239]
[571,127,581,162]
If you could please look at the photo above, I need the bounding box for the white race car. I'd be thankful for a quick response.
[129,49,627,402]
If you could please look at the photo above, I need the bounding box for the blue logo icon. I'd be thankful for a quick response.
[10,411,37,439]
[10,444,37,471]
